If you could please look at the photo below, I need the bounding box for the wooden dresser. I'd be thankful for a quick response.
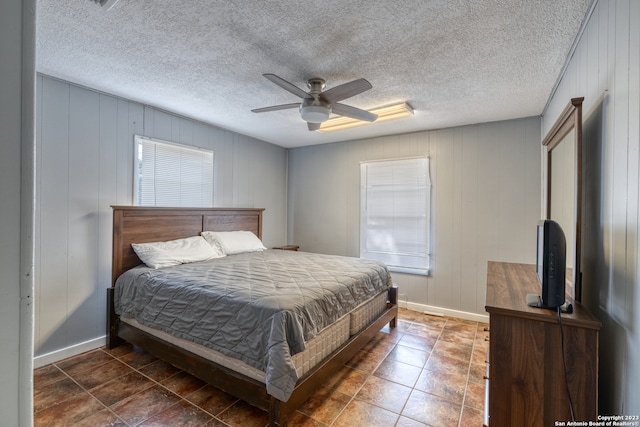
[485,261,601,427]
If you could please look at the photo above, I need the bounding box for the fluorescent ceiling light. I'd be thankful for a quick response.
[318,102,414,133]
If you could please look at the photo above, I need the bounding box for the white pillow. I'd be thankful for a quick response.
[201,230,267,255]
[132,235,225,269]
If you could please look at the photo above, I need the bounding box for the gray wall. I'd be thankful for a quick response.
[287,117,541,317]
[542,0,640,415]
[34,75,288,361]
[1,0,36,425]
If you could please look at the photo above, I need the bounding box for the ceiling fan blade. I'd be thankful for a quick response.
[307,122,321,131]
[251,103,300,113]
[321,78,372,103]
[263,74,310,99]
[331,103,378,122]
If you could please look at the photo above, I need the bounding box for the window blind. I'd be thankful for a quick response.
[135,135,214,207]
[360,157,431,275]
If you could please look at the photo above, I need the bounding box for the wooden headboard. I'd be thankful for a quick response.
[111,206,264,286]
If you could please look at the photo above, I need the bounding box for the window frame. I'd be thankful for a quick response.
[133,135,214,207]
[359,156,432,276]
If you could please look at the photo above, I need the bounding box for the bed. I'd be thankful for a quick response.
[107,206,398,426]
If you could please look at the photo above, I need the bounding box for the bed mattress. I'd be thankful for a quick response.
[349,291,389,335]
[121,310,352,383]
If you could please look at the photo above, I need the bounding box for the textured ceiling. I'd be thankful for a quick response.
[36,0,594,148]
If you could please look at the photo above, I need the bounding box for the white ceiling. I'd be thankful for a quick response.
[35,0,594,148]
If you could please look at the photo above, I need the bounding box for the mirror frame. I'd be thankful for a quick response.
[542,97,584,302]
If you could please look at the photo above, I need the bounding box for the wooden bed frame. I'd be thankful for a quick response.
[107,206,398,427]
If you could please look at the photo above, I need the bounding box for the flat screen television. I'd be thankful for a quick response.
[527,219,566,310]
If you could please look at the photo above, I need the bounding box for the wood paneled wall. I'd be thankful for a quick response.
[543,0,640,415]
[287,117,541,316]
[34,75,287,359]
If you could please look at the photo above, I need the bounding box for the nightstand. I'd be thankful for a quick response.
[272,245,299,251]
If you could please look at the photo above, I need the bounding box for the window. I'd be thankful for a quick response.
[134,135,214,207]
[360,157,431,275]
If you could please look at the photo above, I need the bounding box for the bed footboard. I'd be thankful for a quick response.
[106,286,398,427]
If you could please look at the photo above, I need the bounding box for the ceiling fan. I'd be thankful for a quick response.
[252,74,378,131]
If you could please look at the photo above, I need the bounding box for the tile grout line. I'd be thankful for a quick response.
[329,337,399,426]
[43,347,224,427]
[103,347,236,426]
[49,356,132,426]
[394,318,432,427]
[458,325,478,426]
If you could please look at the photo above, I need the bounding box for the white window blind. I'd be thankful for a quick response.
[360,157,431,275]
[134,135,214,207]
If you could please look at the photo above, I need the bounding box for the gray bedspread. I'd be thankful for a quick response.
[114,249,392,401]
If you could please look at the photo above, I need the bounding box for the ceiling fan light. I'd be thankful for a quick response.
[300,105,330,123]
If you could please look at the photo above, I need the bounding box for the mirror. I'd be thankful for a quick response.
[550,128,576,289]
[543,97,583,302]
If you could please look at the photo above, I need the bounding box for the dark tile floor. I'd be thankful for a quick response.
[34,308,489,426]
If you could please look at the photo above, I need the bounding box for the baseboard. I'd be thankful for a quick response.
[399,300,489,323]
[33,336,106,369]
